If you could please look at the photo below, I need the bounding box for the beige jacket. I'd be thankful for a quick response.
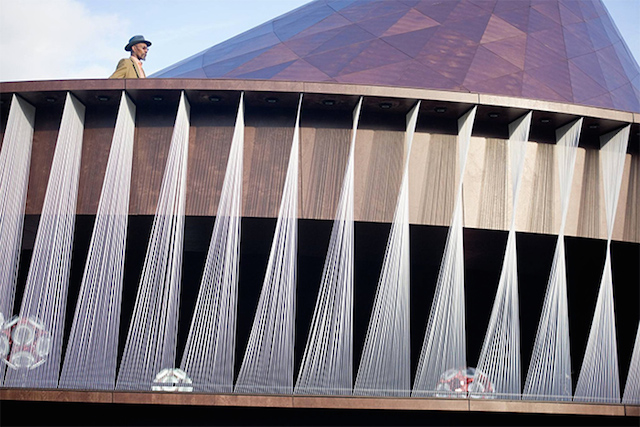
[109,58,144,79]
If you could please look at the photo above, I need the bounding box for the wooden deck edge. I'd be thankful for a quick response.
[0,389,637,417]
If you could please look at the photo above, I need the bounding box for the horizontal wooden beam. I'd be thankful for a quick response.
[0,388,636,417]
[1,79,637,122]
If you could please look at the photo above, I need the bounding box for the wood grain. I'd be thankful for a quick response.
[299,126,350,220]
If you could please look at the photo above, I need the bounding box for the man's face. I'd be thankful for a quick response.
[131,43,148,61]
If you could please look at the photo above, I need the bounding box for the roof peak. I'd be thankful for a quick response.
[153,0,640,113]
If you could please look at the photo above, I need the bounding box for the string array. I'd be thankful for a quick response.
[413,107,477,397]
[524,119,583,401]
[354,101,420,397]
[472,113,531,400]
[4,93,85,388]
[0,92,635,404]
[622,322,640,404]
[574,125,630,404]
[179,93,245,393]
[295,98,362,396]
[234,94,303,395]
[116,92,191,390]
[58,92,136,390]
[0,95,35,386]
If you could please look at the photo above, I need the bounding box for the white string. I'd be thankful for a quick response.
[4,93,85,388]
[574,125,629,404]
[295,97,362,396]
[234,94,303,395]
[472,112,532,400]
[58,92,136,390]
[524,119,582,401]
[412,107,477,397]
[622,322,640,404]
[0,95,35,386]
[116,92,190,391]
[179,93,245,393]
[353,101,420,397]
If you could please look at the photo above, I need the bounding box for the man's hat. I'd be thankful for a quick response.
[125,35,152,51]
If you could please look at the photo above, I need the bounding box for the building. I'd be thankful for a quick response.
[0,0,638,424]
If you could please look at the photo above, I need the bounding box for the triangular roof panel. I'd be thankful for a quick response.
[483,35,527,69]
[532,0,562,25]
[494,6,530,32]
[469,0,498,13]
[272,3,335,41]
[224,44,300,78]
[480,15,526,44]
[337,39,413,76]
[465,70,524,97]
[463,46,522,87]
[354,9,409,36]
[568,61,609,102]
[284,26,347,56]
[382,9,439,36]
[271,59,333,81]
[382,26,439,58]
[153,0,640,113]
[304,40,372,76]
[413,1,458,23]
[288,12,352,40]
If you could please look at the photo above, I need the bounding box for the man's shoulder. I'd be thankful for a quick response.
[109,57,134,78]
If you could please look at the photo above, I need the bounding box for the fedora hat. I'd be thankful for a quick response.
[125,35,152,51]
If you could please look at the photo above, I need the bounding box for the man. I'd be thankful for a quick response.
[109,35,152,79]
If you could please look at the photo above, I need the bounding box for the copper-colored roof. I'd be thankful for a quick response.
[152,0,640,113]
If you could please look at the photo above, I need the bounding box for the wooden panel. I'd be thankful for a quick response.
[0,388,111,403]
[25,104,64,214]
[299,126,350,220]
[517,142,558,235]
[468,399,626,416]
[128,106,176,215]
[76,105,118,214]
[622,154,639,242]
[573,148,606,239]
[478,138,510,230]
[354,129,404,223]
[242,113,295,218]
[463,136,511,230]
[293,396,469,411]
[0,389,636,417]
[409,132,457,226]
[186,108,235,216]
[213,394,294,408]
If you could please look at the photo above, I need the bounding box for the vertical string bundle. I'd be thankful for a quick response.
[353,101,420,397]
[0,95,35,386]
[4,93,85,388]
[234,94,303,395]
[574,125,630,403]
[524,119,583,401]
[58,92,136,390]
[471,112,532,400]
[412,107,477,397]
[295,98,362,396]
[622,322,640,404]
[179,93,245,393]
[116,92,190,390]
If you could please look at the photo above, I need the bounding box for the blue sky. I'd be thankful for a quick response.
[0,0,638,82]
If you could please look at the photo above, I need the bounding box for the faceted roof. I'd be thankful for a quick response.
[153,0,640,113]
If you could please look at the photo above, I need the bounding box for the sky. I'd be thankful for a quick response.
[0,0,638,82]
